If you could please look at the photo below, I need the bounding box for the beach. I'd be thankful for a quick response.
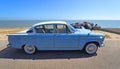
[0,28,120,40]
[0,28,26,40]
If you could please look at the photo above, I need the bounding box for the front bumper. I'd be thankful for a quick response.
[100,43,104,47]
[99,40,105,47]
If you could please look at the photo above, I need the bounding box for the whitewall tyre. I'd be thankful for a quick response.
[23,44,36,55]
[84,43,98,55]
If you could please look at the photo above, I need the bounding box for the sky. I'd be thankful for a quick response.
[0,0,120,20]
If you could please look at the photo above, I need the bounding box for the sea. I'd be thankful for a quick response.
[0,20,120,28]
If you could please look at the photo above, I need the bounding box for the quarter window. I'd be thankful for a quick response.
[35,24,54,33]
[35,25,45,33]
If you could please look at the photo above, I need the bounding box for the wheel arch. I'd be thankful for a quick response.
[22,44,26,49]
[21,44,38,50]
[82,41,100,50]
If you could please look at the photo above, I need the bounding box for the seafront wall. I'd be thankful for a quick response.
[101,28,120,34]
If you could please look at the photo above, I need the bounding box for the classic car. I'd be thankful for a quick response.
[7,21,105,55]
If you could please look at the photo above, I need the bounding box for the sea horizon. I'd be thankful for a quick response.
[0,20,120,28]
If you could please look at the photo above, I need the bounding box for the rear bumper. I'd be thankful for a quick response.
[7,44,12,47]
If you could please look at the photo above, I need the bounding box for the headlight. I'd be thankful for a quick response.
[100,36,103,39]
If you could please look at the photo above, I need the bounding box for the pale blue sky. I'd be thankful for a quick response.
[0,0,120,20]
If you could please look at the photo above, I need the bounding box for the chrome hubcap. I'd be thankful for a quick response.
[86,44,97,54]
[24,45,35,54]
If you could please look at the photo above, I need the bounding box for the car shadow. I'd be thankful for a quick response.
[0,47,97,60]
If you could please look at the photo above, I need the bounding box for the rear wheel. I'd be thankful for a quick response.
[23,44,36,55]
[84,43,98,55]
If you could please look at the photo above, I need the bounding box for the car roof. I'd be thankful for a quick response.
[33,21,67,27]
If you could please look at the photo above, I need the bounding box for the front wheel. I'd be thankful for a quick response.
[84,43,98,55]
[23,44,36,55]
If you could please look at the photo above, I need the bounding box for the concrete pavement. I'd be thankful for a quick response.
[0,39,120,69]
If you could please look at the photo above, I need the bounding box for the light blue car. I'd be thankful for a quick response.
[7,21,105,55]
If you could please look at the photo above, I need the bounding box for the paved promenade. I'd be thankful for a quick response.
[0,39,120,69]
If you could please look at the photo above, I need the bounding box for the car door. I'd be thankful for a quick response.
[34,24,55,48]
[54,24,79,48]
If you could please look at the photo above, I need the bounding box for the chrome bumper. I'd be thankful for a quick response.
[100,44,105,47]
[7,44,12,47]
[100,43,104,47]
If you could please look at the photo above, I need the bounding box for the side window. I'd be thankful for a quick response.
[44,24,54,33]
[56,24,70,33]
[35,25,45,33]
